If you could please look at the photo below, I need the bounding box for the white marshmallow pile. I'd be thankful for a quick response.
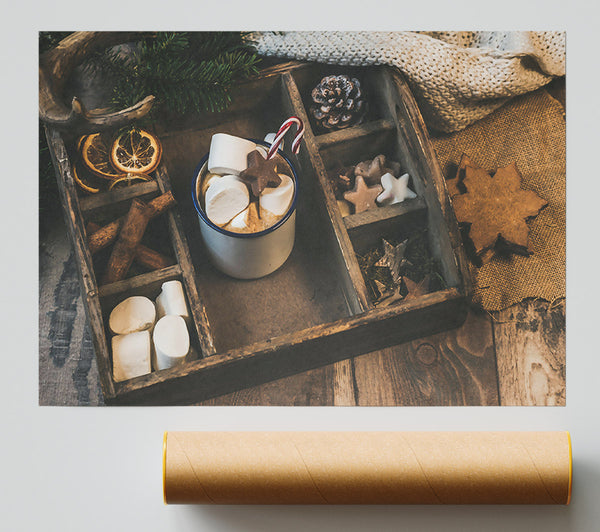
[203,133,294,231]
[109,280,191,382]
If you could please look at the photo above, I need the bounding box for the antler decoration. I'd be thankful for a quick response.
[39,31,155,131]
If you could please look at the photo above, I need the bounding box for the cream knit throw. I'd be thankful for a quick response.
[248,31,565,132]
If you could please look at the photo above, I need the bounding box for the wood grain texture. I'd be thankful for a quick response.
[493,299,566,406]
[200,365,335,406]
[352,308,499,406]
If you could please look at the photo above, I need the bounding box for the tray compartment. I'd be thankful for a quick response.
[83,193,177,284]
[290,64,388,134]
[98,265,201,386]
[157,74,355,353]
[280,71,371,314]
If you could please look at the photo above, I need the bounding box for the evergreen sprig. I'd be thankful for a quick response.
[86,32,260,119]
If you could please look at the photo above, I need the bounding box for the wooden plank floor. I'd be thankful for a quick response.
[200,302,564,406]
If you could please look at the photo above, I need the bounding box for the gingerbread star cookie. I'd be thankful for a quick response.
[452,161,548,257]
[343,176,382,214]
[239,150,282,196]
[376,173,417,206]
[354,154,401,186]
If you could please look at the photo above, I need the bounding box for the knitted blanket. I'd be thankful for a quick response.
[248,31,565,132]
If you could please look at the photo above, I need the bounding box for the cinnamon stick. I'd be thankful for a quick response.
[101,199,159,285]
[87,222,174,271]
[87,191,176,254]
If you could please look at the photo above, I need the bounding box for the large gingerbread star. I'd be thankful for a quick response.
[376,173,417,206]
[239,150,281,196]
[343,176,382,214]
[354,154,401,186]
[452,162,547,256]
[375,238,410,282]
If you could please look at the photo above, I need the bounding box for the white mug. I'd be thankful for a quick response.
[191,141,297,279]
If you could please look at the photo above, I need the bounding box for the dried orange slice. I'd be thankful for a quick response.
[109,173,152,190]
[80,133,125,180]
[110,129,162,175]
[73,162,106,194]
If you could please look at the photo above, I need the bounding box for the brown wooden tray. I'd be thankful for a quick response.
[45,61,471,405]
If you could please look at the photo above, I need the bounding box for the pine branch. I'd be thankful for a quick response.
[85,31,261,119]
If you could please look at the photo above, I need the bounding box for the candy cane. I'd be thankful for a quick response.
[267,116,304,160]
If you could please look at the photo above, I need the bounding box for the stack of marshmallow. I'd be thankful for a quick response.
[110,280,191,382]
[203,133,294,232]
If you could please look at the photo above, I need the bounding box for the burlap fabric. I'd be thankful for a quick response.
[431,89,565,311]
[248,31,565,133]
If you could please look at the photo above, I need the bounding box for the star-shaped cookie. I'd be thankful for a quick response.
[451,162,547,256]
[376,173,417,206]
[403,274,431,301]
[373,282,404,308]
[354,154,401,186]
[343,176,382,214]
[375,239,410,282]
[239,150,282,196]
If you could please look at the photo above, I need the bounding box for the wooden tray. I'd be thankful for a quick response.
[45,61,471,405]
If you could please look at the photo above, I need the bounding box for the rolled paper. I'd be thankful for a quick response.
[259,174,294,216]
[207,133,257,176]
[156,280,190,324]
[153,315,190,371]
[112,330,151,382]
[163,431,572,505]
[205,175,250,226]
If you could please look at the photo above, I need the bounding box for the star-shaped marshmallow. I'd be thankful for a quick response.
[343,176,382,214]
[375,239,411,282]
[376,173,417,206]
[239,150,282,196]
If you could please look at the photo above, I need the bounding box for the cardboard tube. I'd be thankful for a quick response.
[163,431,572,505]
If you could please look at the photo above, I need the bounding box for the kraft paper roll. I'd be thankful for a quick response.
[163,431,572,505]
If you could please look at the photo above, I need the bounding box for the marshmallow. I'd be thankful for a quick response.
[109,296,156,335]
[228,205,250,231]
[259,174,294,216]
[153,315,190,371]
[205,175,250,226]
[376,173,417,206]
[112,330,152,382]
[200,172,222,197]
[156,280,190,324]
[207,133,257,175]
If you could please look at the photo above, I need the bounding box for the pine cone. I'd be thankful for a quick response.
[310,75,366,131]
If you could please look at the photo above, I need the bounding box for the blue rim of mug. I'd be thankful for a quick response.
[191,139,298,239]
